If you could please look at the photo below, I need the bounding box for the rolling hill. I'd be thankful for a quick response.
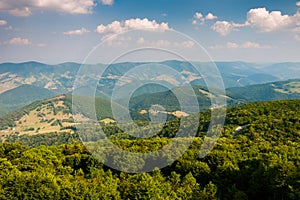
[0,60,299,99]
[129,79,300,117]
[1,78,299,140]
[0,94,127,141]
[0,84,57,115]
[226,79,300,102]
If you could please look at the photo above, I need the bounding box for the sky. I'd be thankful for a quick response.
[0,0,300,64]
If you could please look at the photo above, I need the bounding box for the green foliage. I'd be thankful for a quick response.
[0,99,299,199]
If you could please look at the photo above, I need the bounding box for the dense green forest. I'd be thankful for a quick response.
[0,99,299,199]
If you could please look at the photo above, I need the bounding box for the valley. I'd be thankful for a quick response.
[0,60,299,199]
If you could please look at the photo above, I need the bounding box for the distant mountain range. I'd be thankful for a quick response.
[1,60,299,94]
[0,78,299,140]
[0,60,299,116]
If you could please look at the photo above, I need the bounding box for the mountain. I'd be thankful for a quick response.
[128,79,300,119]
[0,94,127,141]
[213,61,280,87]
[0,98,299,199]
[0,84,57,115]
[226,79,300,102]
[260,62,300,80]
[1,78,299,138]
[1,97,299,148]
[0,60,299,123]
[0,60,299,98]
[0,61,81,94]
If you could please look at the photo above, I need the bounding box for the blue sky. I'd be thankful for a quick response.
[0,0,300,63]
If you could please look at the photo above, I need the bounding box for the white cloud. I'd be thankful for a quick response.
[3,37,46,47]
[211,7,300,35]
[193,12,217,25]
[206,13,217,20]
[194,12,203,19]
[192,12,205,25]
[63,28,90,35]
[124,18,170,31]
[96,21,125,34]
[0,0,95,17]
[211,21,247,36]
[0,20,7,26]
[297,2,300,6]
[6,37,31,45]
[96,18,171,36]
[101,0,114,5]
[246,8,292,32]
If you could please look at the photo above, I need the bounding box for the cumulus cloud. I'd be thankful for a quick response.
[3,37,46,47]
[96,18,171,36]
[0,0,95,17]
[63,28,90,35]
[193,12,217,25]
[211,21,247,36]
[101,0,114,5]
[206,13,217,20]
[6,37,31,45]
[246,8,293,32]
[211,7,300,36]
[0,20,7,26]
[193,12,205,25]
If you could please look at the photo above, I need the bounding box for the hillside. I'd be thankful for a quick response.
[0,99,299,199]
[0,60,299,97]
[227,79,300,102]
[1,78,299,141]
[129,79,300,119]
[0,94,127,142]
[0,84,57,115]
[0,61,299,117]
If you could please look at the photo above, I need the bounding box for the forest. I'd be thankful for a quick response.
[0,99,299,199]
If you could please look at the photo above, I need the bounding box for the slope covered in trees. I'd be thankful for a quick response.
[0,99,299,199]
